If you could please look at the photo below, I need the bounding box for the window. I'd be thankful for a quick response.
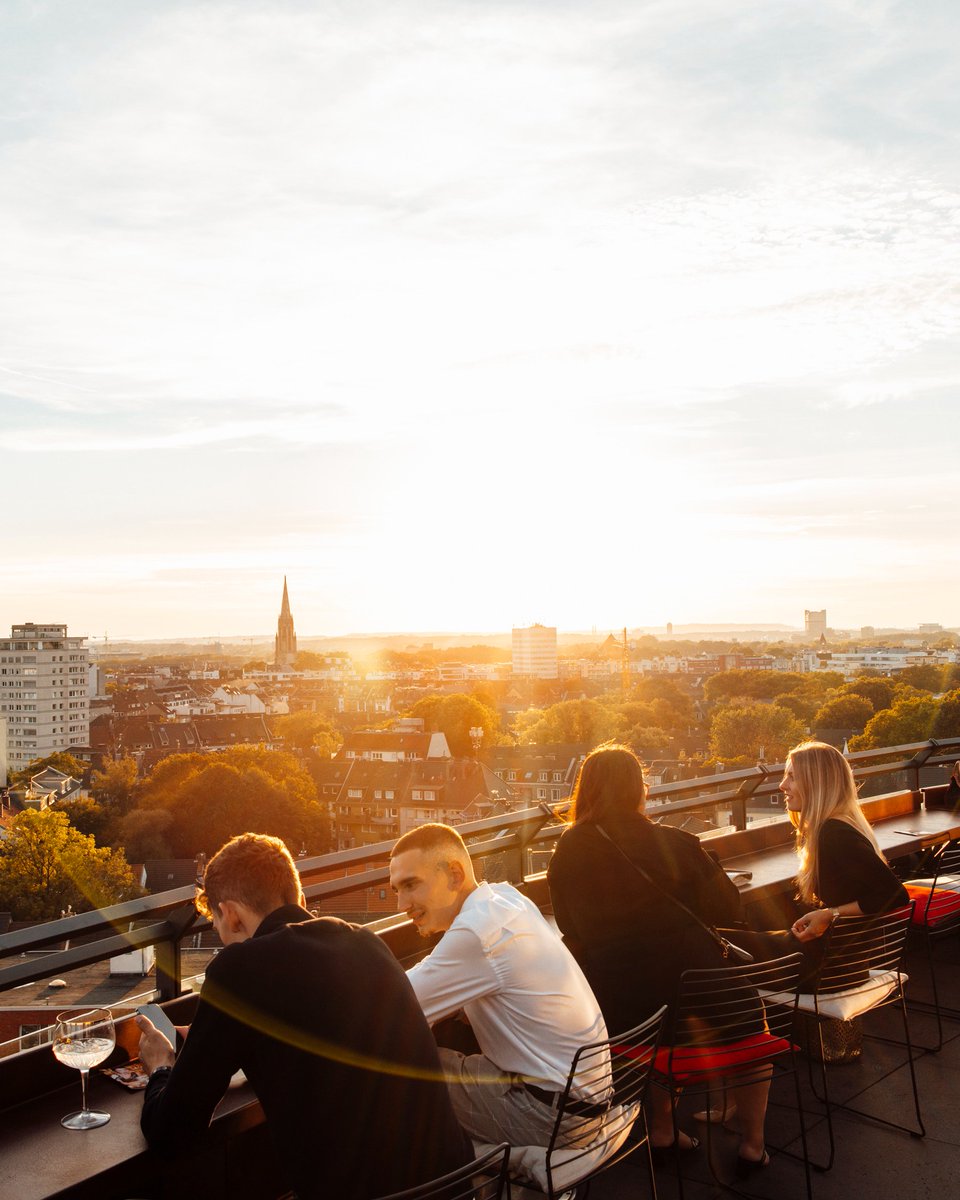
[539,771,548,781]
[536,787,547,800]
[553,771,563,783]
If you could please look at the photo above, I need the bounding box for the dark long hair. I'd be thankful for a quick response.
[570,742,647,825]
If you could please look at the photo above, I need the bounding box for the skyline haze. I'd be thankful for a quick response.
[3,1,959,639]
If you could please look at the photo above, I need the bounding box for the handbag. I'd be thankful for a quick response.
[595,825,754,964]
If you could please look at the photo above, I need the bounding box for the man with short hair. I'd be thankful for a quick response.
[138,832,472,1200]
[389,823,609,1153]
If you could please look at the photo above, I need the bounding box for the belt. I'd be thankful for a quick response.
[521,1081,610,1118]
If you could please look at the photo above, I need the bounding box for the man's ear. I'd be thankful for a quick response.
[446,858,466,888]
[218,899,244,934]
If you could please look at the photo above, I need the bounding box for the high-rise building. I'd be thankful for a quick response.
[804,609,827,639]
[0,623,90,773]
[274,577,298,667]
[512,624,559,679]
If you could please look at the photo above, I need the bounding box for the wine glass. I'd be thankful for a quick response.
[52,1008,116,1129]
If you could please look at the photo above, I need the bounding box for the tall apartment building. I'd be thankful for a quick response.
[0,623,90,773]
[804,609,827,639]
[512,623,559,679]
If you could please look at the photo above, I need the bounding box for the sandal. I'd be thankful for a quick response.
[735,1149,770,1177]
[649,1133,700,1166]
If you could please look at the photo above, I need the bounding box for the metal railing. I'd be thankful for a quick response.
[2,737,957,1004]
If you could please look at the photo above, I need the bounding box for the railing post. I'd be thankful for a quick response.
[154,903,201,1000]
[907,740,938,797]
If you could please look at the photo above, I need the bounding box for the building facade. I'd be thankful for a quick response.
[804,609,827,638]
[512,623,559,679]
[0,624,90,773]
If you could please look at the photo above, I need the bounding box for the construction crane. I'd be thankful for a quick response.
[621,626,630,697]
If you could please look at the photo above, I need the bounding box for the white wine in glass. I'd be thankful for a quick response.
[52,1008,116,1130]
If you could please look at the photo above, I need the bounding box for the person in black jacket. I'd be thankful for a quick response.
[783,740,908,942]
[137,833,472,1200]
[547,744,772,1172]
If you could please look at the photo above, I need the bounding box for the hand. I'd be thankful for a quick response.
[791,909,834,943]
[135,1014,176,1074]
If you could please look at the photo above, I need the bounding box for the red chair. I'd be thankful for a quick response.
[650,951,811,1200]
[903,839,960,1051]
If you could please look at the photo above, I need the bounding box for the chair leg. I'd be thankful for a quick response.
[811,997,926,1148]
[905,928,960,1053]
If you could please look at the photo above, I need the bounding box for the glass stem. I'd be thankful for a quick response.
[79,1068,90,1113]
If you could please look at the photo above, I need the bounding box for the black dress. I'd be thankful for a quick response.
[814,819,909,912]
[547,815,743,1038]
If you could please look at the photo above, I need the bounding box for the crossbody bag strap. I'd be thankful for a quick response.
[594,824,752,963]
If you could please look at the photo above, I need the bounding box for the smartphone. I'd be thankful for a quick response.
[136,1003,178,1045]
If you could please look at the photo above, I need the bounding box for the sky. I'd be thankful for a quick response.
[2,0,959,642]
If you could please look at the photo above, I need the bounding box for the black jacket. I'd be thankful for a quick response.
[548,816,742,1035]
[142,905,472,1199]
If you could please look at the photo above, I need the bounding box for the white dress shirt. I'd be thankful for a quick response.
[406,882,608,1097]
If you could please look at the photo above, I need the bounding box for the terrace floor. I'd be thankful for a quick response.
[579,933,960,1200]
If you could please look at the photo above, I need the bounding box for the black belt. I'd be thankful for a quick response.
[521,1082,610,1118]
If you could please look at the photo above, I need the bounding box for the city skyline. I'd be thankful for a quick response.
[3,1,959,639]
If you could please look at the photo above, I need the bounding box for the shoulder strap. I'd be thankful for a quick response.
[594,824,752,963]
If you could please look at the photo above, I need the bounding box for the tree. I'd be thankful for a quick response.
[117,808,176,862]
[272,711,342,758]
[932,689,960,739]
[841,677,897,712]
[709,703,805,765]
[128,747,329,858]
[409,693,501,757]
[90,756,140,814]
[813,695,875,735]
[848,696,938,751]
[0,809,141,921]
[897,664,945,693]
[8,751,88,788]
[50,796,111,842]
[514,699,616,747]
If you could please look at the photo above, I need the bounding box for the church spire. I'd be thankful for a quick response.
[275,577,297,667]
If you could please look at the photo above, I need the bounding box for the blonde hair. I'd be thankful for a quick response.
[788,741,882,903]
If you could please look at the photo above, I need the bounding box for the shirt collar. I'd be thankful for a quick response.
[252,904,313,939]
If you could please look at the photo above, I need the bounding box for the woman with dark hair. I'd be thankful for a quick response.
[547,743,772,1171]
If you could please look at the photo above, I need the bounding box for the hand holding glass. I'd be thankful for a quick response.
[52,1008,115,1129]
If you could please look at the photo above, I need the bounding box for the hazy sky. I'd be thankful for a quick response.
[3,0,958,641]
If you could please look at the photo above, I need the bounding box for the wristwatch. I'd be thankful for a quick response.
[149,1064,174,1081]
[829,908,841,924]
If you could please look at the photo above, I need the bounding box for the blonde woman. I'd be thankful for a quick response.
[782,741,907,943]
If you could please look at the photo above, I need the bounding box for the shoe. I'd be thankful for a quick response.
[649,1134,700,1166]
[735,1149,770,1177]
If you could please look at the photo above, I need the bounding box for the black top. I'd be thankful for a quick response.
[815,819,909,913]
[142,905,472,1200]
[547,815,742,1036]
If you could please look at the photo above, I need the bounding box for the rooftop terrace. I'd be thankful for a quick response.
[1,737,958,1198]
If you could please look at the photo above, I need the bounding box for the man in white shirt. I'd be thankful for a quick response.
[389,822,609,1151]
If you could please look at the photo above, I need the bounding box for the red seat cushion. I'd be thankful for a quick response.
[904,883,960,926]
[617,1032,793,1081]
